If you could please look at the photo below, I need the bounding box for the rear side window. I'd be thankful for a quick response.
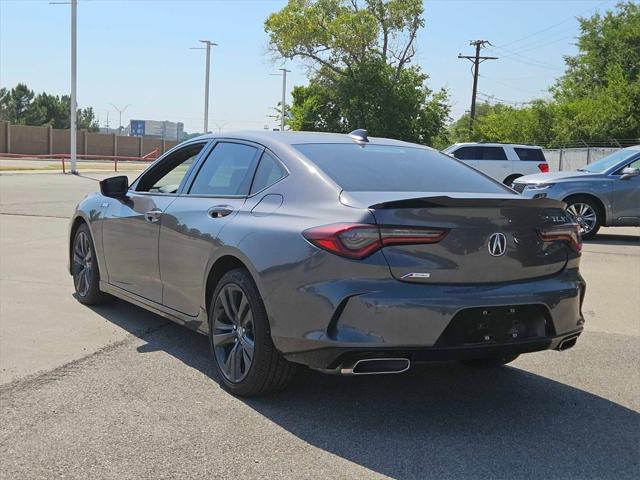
[515,148,546,161]
[189,142,260,196]
[293,143,510,193]
[250,151,287,194]
[452,146,507,160]
[476,146,507,160]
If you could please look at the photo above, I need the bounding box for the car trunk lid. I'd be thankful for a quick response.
[342,191,573,284]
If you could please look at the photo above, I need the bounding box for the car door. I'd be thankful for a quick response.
[475,146,511,182]
[612,158,640,225]
[158,140,263,316]
[101,142,207,303]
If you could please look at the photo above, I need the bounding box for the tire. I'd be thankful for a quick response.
[461,354,520,368]
[71,223,113,305]
[208,268,297,396]
[564,195,603,240]
[504,174,522,187]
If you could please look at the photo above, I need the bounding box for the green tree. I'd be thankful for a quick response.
[0,84,99,131]
[551,1,640,141]
[0,83,35,124]
[265,0,450,145]
[448,2,640,146]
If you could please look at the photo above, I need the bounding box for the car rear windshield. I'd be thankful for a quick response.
[293,143,511,193]
[515,147,546,161]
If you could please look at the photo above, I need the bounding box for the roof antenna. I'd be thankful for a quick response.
[348,129,369,143]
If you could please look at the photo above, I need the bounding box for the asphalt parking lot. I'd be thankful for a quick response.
[1,171,638,479]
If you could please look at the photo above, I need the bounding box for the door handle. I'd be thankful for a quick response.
[144,208,162,223]
[208,205,233,218]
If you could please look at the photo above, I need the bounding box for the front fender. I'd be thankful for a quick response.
[68,194,108,277]
[552,183,612,224]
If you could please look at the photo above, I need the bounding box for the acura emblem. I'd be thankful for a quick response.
[488,233,507,257]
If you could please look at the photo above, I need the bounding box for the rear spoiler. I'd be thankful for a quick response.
[369,195,566,210]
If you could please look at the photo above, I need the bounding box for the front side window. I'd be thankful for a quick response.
[136,143,205,193]
[250,151,287,194]
[452,146,476,160]
[293,143,511,193]
[189,142,260,196]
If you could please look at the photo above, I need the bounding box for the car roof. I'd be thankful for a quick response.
[447,142,543,149]
[186,130,434,150]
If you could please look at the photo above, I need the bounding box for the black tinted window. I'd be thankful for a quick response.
[477,146,507,160]
[515,148,546,161]
[250,151,287,194]
[189,142,259,196]
[452,146,476,160]
[294,143,510,193]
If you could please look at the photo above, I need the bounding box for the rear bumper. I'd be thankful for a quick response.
[284,330,583,371]
[272,268,586,370]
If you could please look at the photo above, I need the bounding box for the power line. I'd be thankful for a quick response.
[476,92,535,106]
[458,40,498,127]
[496,0,614,49]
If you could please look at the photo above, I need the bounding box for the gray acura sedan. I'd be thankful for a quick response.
[69,130,585,396]
[513,146,640,239]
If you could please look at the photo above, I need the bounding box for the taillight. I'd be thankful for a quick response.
[539,223,582,252]
[302,223,448,259]
[538,163,549,173]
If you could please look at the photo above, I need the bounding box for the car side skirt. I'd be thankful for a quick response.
[100,281,209,335]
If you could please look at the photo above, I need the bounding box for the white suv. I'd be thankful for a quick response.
[442,143,549,185]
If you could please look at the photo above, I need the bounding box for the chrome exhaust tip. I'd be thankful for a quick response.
[340,358,410,375]
[557,334,579,351]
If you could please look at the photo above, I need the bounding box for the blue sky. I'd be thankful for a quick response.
[1,0,615,133]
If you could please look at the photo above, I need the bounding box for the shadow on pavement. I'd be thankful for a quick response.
[89,299,640,479]
[585,232,639,246]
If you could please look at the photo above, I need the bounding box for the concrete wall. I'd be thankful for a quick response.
[0,122,181,158]
[9,125,49,155]
[87,132,114,157]
[0,122,7,153]
[543,147,619,172]
[117,136,140,157]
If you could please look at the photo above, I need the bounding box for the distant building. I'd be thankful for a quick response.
[129,119,184,140]
[99,126,130,136]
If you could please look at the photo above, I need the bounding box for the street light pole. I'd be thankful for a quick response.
[110,104,131,134]
[279,68,290,131]
[199,40,217,134]
[70,0,77,173]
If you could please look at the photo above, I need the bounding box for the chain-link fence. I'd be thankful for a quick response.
[543,147,620,171]
[540,139,639,171]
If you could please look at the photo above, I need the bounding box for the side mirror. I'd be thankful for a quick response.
[99,175,129,198]
[620,167,640,180]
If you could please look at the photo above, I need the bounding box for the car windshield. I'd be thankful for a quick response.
[293,143,511,193]
[581,149,639,173]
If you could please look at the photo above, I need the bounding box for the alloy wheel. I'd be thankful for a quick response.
[567,202,597,235]
[73,231,93,297]
[212,284,255,383]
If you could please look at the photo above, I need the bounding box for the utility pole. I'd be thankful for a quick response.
[458,40,497,128]
[50,0,78,172]
[70,0,77,173]
[190,40,218,134]
[110,104,131,135]
[279,68,290,131]
[270,68,291,130]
